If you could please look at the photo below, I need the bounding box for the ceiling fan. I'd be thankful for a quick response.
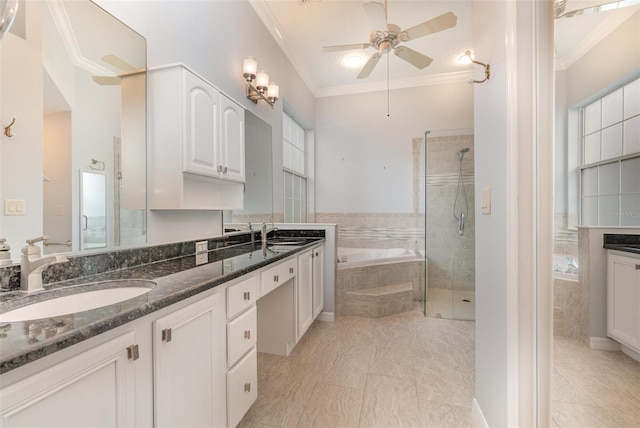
[322,1,457,79]
[92,54,136,86]
[554,0,640,18]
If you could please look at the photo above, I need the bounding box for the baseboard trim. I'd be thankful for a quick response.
[590,336,621,351]
[317,311,335,322]
[472,398,489,428]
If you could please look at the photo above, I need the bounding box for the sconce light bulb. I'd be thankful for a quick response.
[267,82,279,100]
[243,56,257,81]
[256,70,269,91]
[459,50,473,65]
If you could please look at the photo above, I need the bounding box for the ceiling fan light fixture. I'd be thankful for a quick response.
[342,53,365,69]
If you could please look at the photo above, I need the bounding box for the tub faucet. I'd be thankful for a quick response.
[20,236,69,293]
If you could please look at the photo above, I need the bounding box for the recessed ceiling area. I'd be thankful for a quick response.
[250,0,640,97]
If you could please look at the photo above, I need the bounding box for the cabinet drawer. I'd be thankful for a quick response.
[227,306,257,367]
[260,258,296,297]
[227,275,258,319]
[227,348,257,428]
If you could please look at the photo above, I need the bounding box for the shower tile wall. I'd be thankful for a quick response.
[425,135,475,293]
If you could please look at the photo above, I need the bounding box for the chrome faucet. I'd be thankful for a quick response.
[261,223,278,257]
[20,236,69,293]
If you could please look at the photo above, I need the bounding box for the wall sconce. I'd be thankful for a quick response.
[243,56,279,108]
[459,50,490,84]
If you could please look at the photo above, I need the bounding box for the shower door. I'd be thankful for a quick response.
[423,130,476,320]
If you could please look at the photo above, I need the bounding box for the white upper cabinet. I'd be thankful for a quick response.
[149,64,245,210]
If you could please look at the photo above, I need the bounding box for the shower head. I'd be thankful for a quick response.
[457,147,470,160]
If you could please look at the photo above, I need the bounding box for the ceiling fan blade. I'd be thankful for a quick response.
[363,1,388,30]
[92,76,121,85]
[399,12,457,41]
[393,46,433,69]
[322,43,372,53]
[357,52,382,79]
[101,54,135,71]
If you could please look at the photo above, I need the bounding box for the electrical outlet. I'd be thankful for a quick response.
[195,253,208,265]
[195,241,208,254]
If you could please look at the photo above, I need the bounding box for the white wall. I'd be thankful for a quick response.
[315,82,473,214]
[95,0,316,243]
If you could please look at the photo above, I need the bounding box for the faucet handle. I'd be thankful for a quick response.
[26,236,49,245]
[22,236,49,256]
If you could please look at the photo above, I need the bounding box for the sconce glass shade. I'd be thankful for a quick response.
[243,56,257,79]
[458,50,473,65]
[0,0,19,40]
[256,70,269,90]
[267,82,279,100]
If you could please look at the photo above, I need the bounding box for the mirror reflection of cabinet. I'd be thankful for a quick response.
[0,0,146,260]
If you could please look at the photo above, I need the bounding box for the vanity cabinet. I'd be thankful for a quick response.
[153,292,227,428]
[607,251,640,355]
[312,245,325,319]
[0,331,138,427]
[226,275,258,428]
[148,63,245,210]
[297,244,325,340]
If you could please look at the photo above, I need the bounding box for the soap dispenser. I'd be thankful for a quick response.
[0,238,11,266]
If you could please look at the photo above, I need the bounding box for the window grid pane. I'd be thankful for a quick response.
[579,77,640,227]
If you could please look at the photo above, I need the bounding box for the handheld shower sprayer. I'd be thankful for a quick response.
[454,147,470,236]
[457,147,470,160]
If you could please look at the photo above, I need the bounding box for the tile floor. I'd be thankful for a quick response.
[240,308,475,428]
[425,288,475,321]
[240,308,640,428]
[553,336,640,427]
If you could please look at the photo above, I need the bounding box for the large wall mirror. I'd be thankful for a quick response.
[223,111,273,231]
[0,0,146,261]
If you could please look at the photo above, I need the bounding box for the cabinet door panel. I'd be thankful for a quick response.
[608,253,640,350]
[0,332,136,427]
[313,245,325,319]
[227,348,257,428]
[220,96,245,182]
[297,250,314,340]
[154,293,226,428]
[183,71,220,177]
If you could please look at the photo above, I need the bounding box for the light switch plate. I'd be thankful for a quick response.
[481,187,491,214]
[195,241,208,254]
[4,199,25,216]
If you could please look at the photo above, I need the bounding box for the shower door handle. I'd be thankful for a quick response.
[459,212,465,236]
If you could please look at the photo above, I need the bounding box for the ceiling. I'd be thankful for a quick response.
[251,0,640,97]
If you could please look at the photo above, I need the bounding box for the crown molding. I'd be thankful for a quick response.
[46,0,114,77]
[315,70,474,98]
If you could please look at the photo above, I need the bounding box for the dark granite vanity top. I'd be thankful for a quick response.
[603,234,640,255]
[0,237,323,374]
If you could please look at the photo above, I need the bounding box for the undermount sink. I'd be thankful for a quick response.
[0,280,156,323]
[266,239,305,246]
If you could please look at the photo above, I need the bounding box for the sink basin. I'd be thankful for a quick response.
[268,245,303,253]
[0,280,155,323]
[266,239,305,246]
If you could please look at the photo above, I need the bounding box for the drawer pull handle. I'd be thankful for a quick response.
[289,267,294,274]
[126,344,140,361]
[243,291,251,300]
[217,165,223,172]
[636,264,640,270]
[244,382,251,392]
[223,166,228,173]
[274,275,279,282]
[244,330,251,340]
[162,328,173,342]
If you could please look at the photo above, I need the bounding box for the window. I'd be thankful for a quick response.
[283,112,307,223]
[579,78,640,226]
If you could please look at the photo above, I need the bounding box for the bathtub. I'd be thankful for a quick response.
[553,254,579,281]
[335,247,426,316]
[337,247,418,269]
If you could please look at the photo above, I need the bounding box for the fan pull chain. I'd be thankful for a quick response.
[387,50,390,117]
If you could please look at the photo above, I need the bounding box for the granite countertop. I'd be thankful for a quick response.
[0,238,323,374]
[603,233,640,255]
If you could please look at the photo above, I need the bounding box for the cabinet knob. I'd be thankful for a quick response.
[244,382,251,392]
[244,330,251,340]
[126,344,140,361]
[162,328,173,342]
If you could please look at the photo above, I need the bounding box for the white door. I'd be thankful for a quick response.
[312,245,325,319]
[154,293,227,428]
[297,249,314,340]
[219,96,245,182]
[0,332,137,427]
[183,70,221,178]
